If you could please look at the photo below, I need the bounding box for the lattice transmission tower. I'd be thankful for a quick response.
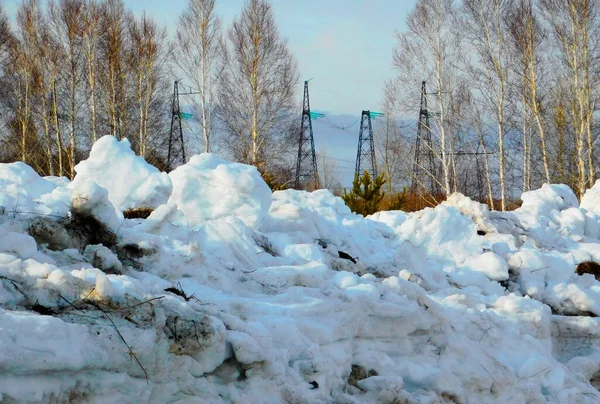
[355,110,381,178]
[411,81,438,194]
[295,80,322,189]
[167,80,187,171]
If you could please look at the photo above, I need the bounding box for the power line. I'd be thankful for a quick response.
[323,115,359,131]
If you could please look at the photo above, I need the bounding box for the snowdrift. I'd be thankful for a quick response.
[1,136,600,403]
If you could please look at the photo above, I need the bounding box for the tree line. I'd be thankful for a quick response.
[2,0,599,212]
[0,0,298,184]
[381,0,600,210]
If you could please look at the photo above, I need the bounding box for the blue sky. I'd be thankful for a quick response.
[4,0,417,115]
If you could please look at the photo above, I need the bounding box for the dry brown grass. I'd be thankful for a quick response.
[123,207,154,219]
[576,261,600,281]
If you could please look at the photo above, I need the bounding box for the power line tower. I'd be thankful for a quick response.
[355,110,381,178]
[294,80,321,189]
[167,80,187,171]
[411,81,437,194]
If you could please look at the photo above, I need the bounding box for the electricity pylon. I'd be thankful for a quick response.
[294,80,321,189]
[411,81,437,194]
[167,80,187,171]
[355,110,381,178]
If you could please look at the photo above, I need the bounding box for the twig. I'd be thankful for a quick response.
[530,266,549,273]
[479,364,498,384]
[58,294,98,320]
[60,293,147,378]
[116,296,164,310]
[253,279,286,293]
[479,327,490,343]
[0,275,23,293]
[84,287,96,300]
[59,294,84,311]
[7,210,65,219]
[523,367,550,380]
[90,301,149,383]
[164,283,195,301]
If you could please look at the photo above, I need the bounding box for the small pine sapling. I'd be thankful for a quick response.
[342,171,386,216]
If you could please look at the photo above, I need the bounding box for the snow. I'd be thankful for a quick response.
[168,153,272,229]
[1,136,600,402]
[70,136,172,210]
[71,180,124,232]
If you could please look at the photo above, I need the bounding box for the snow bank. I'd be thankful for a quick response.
[4,140,600,403]
[71,180,123,232]
[168,153,272,229]
[0,162,69,216]
[70,136,172,210]
[581,179,600,216]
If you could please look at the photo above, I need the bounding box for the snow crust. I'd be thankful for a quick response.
[1,137,600,403]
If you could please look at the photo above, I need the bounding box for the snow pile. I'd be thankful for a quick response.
[168,153,272,229]
[2,137,600,403]
[70,136,172,210]
[580,179,600,216]
[0,162,70,216]
[261,189,397,273]
[71,180,124,232]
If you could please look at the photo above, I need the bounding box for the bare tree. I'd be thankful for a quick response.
[128,13,168,157]
[462,0,513,210]
[0,4,14,161]
[100,0,128,139]
[0,4,11,71]
[507,0,551,185]
[12,0,43,167]
[217,0,299,168]
[49,0,85,179]
[465,95,495,207]
[29,0,58,175]
[539,0,600,197]
[317,148,341,192]
[82,0,101,143]
[390,0,463,198]
[378,85,411,194]
[175,0,222,153]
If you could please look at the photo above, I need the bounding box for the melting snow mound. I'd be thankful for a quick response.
[168,153,272,229]
[3,140,600,403]
[70,136,172,210]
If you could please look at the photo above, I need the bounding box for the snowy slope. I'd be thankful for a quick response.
[1,136,600,403]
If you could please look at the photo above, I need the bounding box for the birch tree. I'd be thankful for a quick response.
[49,0,85,179]
[317,149,341,192]
[100,0,128,139]
[217,0,298,168]
[462,0,513,210]
[539,0,600,196]
[390,0,462,198]
[378,85,411,194]
[13,0,41,166]
[128,13,168,157]
[175,0,222,153]
[506,0,553,186]
[82,0,101,143]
